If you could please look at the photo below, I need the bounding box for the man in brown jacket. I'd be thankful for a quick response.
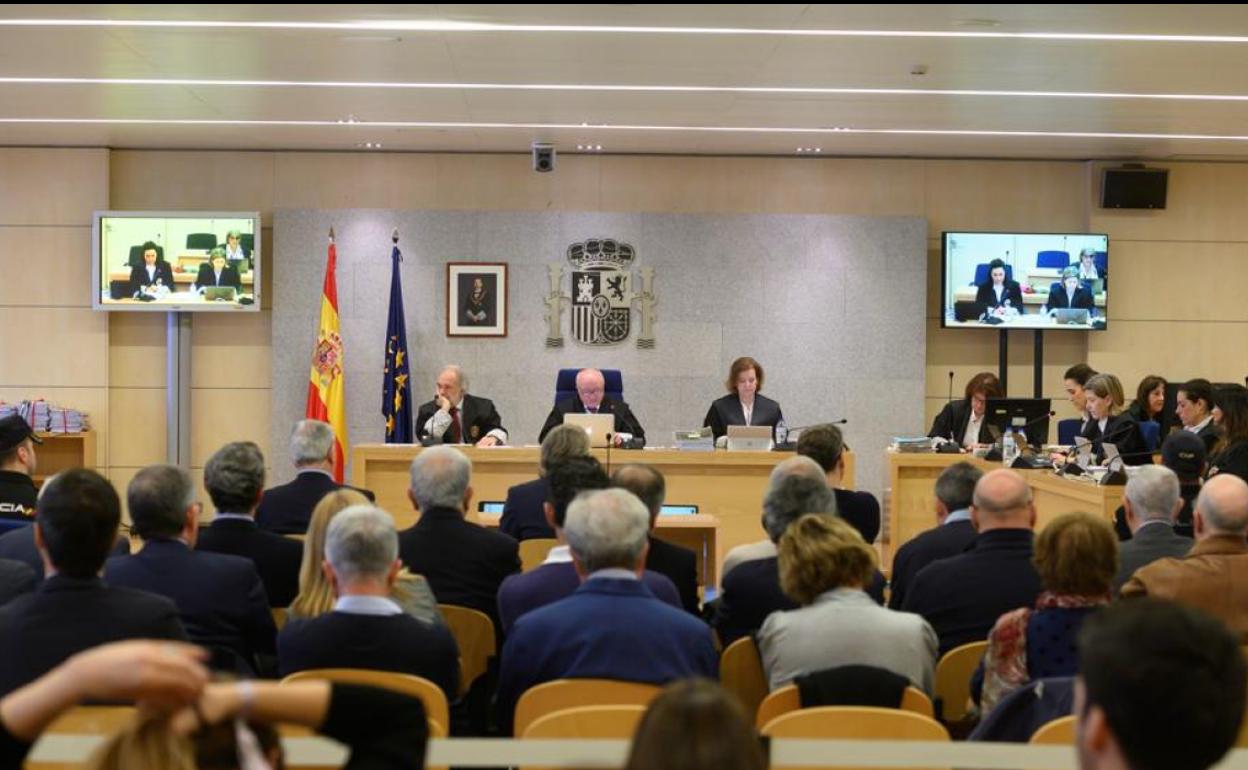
[1120,474,1248,640]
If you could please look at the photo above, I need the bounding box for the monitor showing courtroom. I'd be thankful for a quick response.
[941,231,1109,330]
[92,211,262,312]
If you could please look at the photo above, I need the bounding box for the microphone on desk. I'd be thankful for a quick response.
[604,432,614,476]
[1099,449,1158,486]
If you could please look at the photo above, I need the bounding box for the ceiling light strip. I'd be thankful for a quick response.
[2,76,1247,102]
[0,18,1246,43]
[2,116,1247,141]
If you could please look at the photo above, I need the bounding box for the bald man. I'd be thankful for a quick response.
[415,365,507,447]
[538,368,646,447]
[901,469,1042,655]
[1121,474,1248,641]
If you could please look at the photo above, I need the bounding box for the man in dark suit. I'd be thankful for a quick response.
[0,558,35,606]
[278,505,460,699]
[397,446,520,632]
[0,521,128,579]
[796,423,882,543]
[714,467,886,646]
[902,469,1042,655]
[0,469,186,695]
[1113,465,1193,594]
[889,462,983,610]
[414,365,508,446]
[610,463,699,614]
[538,367,645,446]
[498,457,681,634]
[0,414,41,522]
[106,465,277,673]
[255,419,375,535]
[500,424,591,542]
[128,241,176,296]
[497,489,717,734]
[973,258,1024,317]
[196,441,303,607]
[1076,600,1246,770]
[192,248,243,293]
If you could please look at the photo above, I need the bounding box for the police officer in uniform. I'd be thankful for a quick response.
[0,415,41,522]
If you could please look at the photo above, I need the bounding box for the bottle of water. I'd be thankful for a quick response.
[1002,428,1019,466]
[775,419,789,447]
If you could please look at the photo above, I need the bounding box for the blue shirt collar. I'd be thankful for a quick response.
[333,595,403,616]
[586,568,640,582]
[944,508,972,524]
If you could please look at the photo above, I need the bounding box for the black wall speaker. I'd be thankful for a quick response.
[1101,167,1168,209]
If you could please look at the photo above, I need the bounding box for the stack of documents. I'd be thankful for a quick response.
[891,436,935,453]
[673,428,715,452]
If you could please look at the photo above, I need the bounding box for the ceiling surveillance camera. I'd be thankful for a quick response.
[532,142,555,173]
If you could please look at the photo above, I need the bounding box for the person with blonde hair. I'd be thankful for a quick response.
[625,679,765,770]
[288,489,441,626]
[978,512,1118,713]
[1082,373,1149,464]
[758,513,937,692]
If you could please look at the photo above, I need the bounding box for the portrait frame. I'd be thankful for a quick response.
[446,262,508,337]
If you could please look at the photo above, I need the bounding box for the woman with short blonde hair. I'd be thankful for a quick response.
[757,514,937,692]
[979,512,1117,712]
[1081,373,1150,465]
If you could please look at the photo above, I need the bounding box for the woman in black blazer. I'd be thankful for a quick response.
[1045,267,1096,315]
[927,371,1004,449]
[128,241,176,297]
[974,258,1024,317]
[1081,373,1149,465]
[1208,385,1248,482]
[703,357,784,442]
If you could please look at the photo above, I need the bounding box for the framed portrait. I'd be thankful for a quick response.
[446,262,508,337]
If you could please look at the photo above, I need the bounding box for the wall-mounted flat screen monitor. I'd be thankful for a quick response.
[92,211,261,312]
[941,232,1108,331]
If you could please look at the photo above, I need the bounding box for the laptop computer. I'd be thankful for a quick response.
[203,286,238,302]
[1053,308,1090,325]
[477,501,505,514]
[726,425,772,452]
[954,300,987,322]
[564,412,616,447]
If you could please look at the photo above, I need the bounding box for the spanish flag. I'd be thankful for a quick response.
[306,231,348,482]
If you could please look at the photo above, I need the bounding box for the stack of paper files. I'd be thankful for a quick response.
[47,405,89,433]
[673,428,715,452]
[891,436,934,453]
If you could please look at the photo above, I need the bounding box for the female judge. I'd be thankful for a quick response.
[974,259,1024,318]
[928,371,1004,449]
[703,357,784,442]
[1082,373,1149,465]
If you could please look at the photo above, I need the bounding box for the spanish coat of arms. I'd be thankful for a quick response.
[543,239,657,348]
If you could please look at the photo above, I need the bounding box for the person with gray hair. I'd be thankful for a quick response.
[721,455,834,578]
[414,364,508,447]
[1113,465,1192,593]
[278,505,460,698]
[106,464,278,673]
[397,446,520,631]
[715,470,886,646]
[901,469,1043,655]
[611,464,701,613]
[256,419,375,535]
[197,442,304,607]
[888,461,984,610]
[497,489,716,735]
[500,423,591,541]
[1122,474,1248,639]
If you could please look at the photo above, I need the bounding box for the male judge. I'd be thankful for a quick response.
[414,365,507,446]
[538,367,645,447]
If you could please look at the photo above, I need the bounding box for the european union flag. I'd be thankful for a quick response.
[382,243,413,443]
